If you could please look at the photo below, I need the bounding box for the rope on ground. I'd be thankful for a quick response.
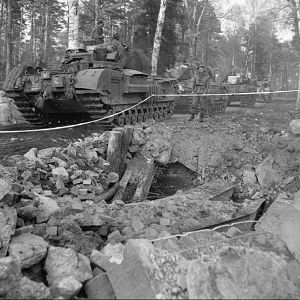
[0,89,298,134]
[170,231,275,256]
[150,220,263,243]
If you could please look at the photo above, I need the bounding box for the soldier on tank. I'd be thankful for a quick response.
[188,64,212,122]
[111,32,128,67]
[91,19,105,45]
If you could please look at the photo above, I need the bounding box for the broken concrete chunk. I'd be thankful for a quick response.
[107,172,119,184]
[51,276,82,299]
[0,178,12,202]
[290,119,300,135]
[107,230,123,244]
[23,148,38,161]
[52,167,69,181]
[84,273,115,299]
[186,245,298,299]
[0,205,17,257]
[131,219,144,232]
[9,233,49,269]
[287,260,300,288]
[35,194,60,223]
[52,157,68,168]
[160,218,171,227]
[255,155,281,187]
[98,157,110,170]
[243,169,257,185]
[90,245,125,270]
[14,225,34,236]
[17,204,37,221]
[102,239,158,299]
[37,147,57,159]
[18,276,51,299]
[45,246,93,286]
[131,129,146,146]
[0,256,50,299]
[281,215,300,263]
[294,190,300,212]
[0,256,22,297]
[83,178,92,185]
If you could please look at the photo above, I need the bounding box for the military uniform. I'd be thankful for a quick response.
[189,66,212,122]
[91,21,104,45]
[111,33,127,67]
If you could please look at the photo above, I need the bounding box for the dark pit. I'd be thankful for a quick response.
[148,162,199,200]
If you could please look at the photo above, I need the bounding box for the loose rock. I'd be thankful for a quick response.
[45,246,93,286]
[8,233,49,269]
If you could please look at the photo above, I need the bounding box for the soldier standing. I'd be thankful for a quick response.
[91,19,105,45]
[111,32,128,67]
[188,65,212,122]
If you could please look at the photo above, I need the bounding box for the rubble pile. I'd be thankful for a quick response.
[1,105,300,299]
[0,91,26,125]
[0,123,175,253]
[90,228,300,299]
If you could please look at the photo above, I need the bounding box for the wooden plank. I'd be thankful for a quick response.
[112,153,156,203]
[132,158,156,202]
[113,126,134,176]
[112,168,133,202]
[106,130,123,175]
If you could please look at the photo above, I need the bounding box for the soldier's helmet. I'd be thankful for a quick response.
[197,64,206,74]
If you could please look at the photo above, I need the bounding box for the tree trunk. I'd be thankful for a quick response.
[67,0,80,49]
[193,2,207,59]
[43,0,49,65]
[95,0,99,26]
[5,0,12,76]
[130,23,135,46]
[31,0,36,64]
[296,0,300,111]
[0,0,4,60]
[151,0,167,76]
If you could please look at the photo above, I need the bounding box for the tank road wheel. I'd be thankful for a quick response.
[153,109,159,121]
[131,111,138,125]
[107,109,114,122]
[116,114,125,126]
[143,108,149,121]
[157,108,164,121]
[125,113,132,125]
[149,108,154,119]
[137,111,144,123]
[163,107,169,119]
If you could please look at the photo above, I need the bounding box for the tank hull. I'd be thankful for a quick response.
[3,65,178,127]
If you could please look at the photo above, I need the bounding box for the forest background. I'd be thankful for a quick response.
[0,0,300,90]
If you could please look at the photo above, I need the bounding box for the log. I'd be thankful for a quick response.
[106,130,123,175]
[113,153,156,203]
[112,168,133,202]
[132,156,156,202]
[113,126,134,176]
[94,182,119,203]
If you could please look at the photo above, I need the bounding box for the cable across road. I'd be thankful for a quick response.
[0,89,298,134]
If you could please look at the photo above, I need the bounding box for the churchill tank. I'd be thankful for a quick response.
[2,42,178,127]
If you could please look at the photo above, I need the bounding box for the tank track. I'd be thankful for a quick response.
[174,94,228,115]
[10,93,176,130]
[13,95,44,127]
[80,93,176,127]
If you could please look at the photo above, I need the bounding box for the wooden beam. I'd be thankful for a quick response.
[106,130,123,175]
